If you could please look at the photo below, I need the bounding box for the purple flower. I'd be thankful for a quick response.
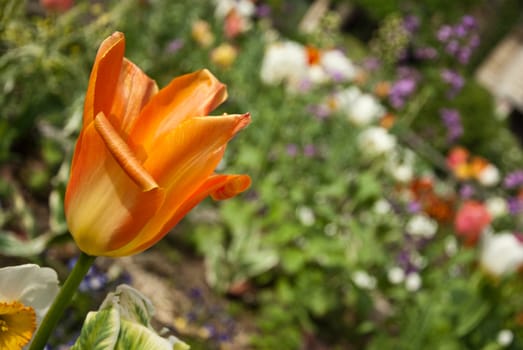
[461,15,477,29]
[407,201,422,213]
[504,170,523,189]
[453,24,468,38]
[459,184,475,199]
[440,108,463,142]
[165,39,184,54]
[363,57,381,71]
[256,4,271,17]
[457,47,472,64]
[437,25,453,42]
[389,78,416,108]
[414,47,438,60]
[304,144,317,157]
[403,15,420,33]
[507,197,523,215]
[389,67,420,109]
[441,69,465,97]
[468,34,480,49]
[445,40,460,55]
[308,104,330,120]
[286,144,298,157]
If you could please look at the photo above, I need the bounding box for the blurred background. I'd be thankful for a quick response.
[2,0,523,348]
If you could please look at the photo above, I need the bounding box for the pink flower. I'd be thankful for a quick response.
[454,201,491,245]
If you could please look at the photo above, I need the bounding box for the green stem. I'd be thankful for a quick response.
[29,251,96,350]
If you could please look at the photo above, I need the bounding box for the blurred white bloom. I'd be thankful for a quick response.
[0,264,60,349]
[387,266,405,284]
[444,236,459,256]
[260,41,308,87]
[307,64,329,84]
[358,127,397,158]
[214,0,255,18]
[348,93,385,126]
[477,164,500,187]
[352,270,377,290]
[392,164,414,183]
[297,206,315,226]
[320,49,357,81]
[373,199,392,215]
[485,196,508,219]
[410,252,427,269]
[387,149,415,183]
[332,86,361,112]
[324,222,338,236]
[480,231,523,277]
[405,273,422,292]
[497,329,514,346]
[406,214,438,238]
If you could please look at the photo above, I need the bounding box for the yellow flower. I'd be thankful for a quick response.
[211,43,238,68]
[0,264,59,349]
[191,20,215,47]
[64,32,251,257]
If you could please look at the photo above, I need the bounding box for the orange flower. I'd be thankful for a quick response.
[65,32,251,257]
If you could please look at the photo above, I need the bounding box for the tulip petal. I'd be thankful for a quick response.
[94,112,158,192]
[110,174,251,256]
[143,113,251,187]
[110,58,159,136]
[129,69,228,148]
[83,32,125,128]
[65,121,165,256]
[106,114,250,256]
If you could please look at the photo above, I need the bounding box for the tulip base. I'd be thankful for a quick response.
[29,251,96,350]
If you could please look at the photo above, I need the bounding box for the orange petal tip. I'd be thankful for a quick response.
[211,175,251,200]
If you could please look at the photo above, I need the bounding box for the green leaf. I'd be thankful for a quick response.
[71,309,120,350]
[0,232,52,256]
[116,319,189,350]
[281,247,307,273]
[100,285,155,327]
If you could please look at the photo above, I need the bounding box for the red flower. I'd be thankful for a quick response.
[454,200,491,245]
[40,0,73,13]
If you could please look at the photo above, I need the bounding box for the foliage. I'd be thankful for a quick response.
[2,0,523,349]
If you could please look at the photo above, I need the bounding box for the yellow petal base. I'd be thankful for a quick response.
[0,301,36,350]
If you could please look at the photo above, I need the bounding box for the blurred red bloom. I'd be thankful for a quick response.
[40,0,73,12]
[454,200,491,245]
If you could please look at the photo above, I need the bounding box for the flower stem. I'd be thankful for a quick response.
[29,251,96,350]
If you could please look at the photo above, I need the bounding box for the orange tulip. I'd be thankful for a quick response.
[65,32,251,257]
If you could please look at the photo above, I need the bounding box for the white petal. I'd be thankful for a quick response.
[0,264,60,320]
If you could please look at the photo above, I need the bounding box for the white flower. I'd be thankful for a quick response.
[485,196,508,219]
[352,270,377,290]
[320,49,357,81]
[358,127,397,158]
[444,236,459,256]
[497,329,514,346]
[373,199,392,215]
[307,64,329,85]
[348,93,385,126]
[387,267,405,284]
[386,149,415,183]
[477,164,500,186]
[480,231,523,277]
[0,264,59,349]
[406,214,438,238]
[260,41,308,88]
[214,0,255,19]
[332,86,361,112]
[392,164,414,183]
[297,206,315,226]
[405,273,422,292]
